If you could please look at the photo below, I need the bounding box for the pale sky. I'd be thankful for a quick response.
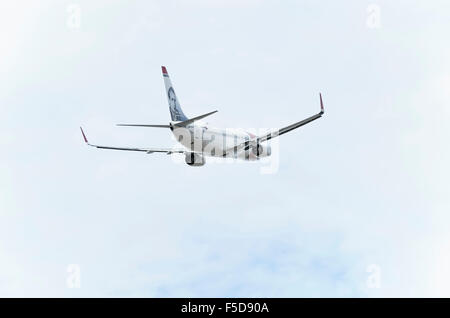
[1,0,450,297]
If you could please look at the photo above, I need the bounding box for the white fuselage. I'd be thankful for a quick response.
[170,122,270,161]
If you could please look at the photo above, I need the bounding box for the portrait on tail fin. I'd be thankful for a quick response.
[168,87,184,121]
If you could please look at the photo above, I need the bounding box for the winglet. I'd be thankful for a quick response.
[319,93,324,115]
[80,127,89,144]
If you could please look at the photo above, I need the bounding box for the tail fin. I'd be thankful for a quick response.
[162,66,188,122]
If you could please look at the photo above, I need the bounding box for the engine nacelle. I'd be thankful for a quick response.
[251,143,271,158]
[185,153,206,166]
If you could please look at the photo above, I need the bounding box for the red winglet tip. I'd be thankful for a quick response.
[80,127,88,143]
[161,66,168,75]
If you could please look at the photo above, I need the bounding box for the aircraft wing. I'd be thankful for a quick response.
[80,127,188,155]
[224,93,325,156]
[257,93,324,143]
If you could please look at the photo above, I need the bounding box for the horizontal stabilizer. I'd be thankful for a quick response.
[116,124,170,128]
[173,110,218,127]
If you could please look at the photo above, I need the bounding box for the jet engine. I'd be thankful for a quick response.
[251,143,271,158]
[185,153,206,166]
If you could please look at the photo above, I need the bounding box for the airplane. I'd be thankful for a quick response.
[80,66,325,166]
